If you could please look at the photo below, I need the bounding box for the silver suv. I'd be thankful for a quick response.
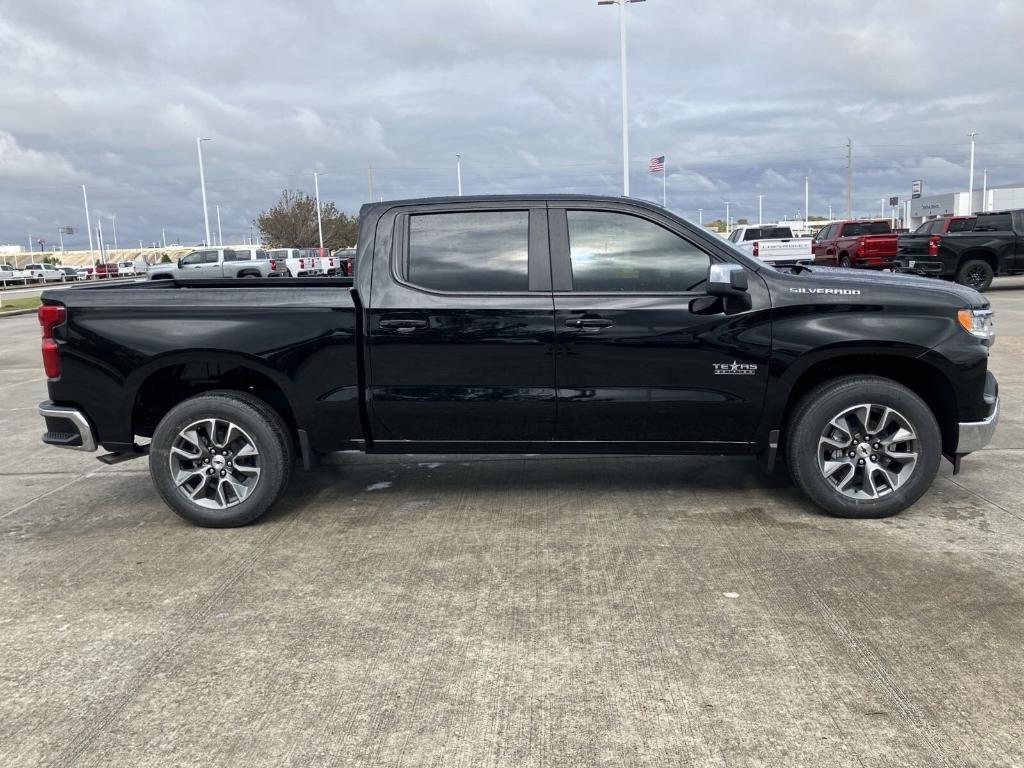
[148,248,286,280]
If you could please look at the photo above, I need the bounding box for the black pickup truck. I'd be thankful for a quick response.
[36,195,999,526]
[896,209,1024,290]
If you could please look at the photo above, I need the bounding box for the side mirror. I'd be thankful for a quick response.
[707,263,748,297]
[177,258,183,268]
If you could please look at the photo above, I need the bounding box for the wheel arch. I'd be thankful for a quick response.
[957,249,998,272]
[772,352,958,456]
[130,354,300,443]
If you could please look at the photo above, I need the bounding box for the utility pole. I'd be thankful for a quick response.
[82,185,94,260]
[313,171,324,252]
[216,205,223,246]
[967,131,977,214]
[845,138,853,219]
[599,0,644,197]
[456,154,463,196]
[196,137,212,247]
[758,194,763,225]
[804,175,809,224]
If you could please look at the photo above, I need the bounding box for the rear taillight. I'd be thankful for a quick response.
[269,259,277,270]
[928,235,940,256]
[752,241,759,257]
[299,259,305,269]
[38,303,65,378]
[856,237,866,256]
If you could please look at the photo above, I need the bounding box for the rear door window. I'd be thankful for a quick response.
[404,210,530,292]
[948,218,975,232]
[973,213,1012,232]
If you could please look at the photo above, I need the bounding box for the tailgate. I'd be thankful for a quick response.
[756,238,812,259]
[898,235,932,256]
[861,235,897,257]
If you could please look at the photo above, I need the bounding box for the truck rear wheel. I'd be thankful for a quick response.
[149,391,293,527]
[786,376,940,518]
[955,259,993,291]
[839,254,852,268]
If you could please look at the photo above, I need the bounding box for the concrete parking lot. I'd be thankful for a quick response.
[2,281,1023,767]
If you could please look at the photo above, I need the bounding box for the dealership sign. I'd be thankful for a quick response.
[911,180,922,199]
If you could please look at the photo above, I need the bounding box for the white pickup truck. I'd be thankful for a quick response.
[268,248,322,277]
[0,263,31,285]
[727,225,812,267]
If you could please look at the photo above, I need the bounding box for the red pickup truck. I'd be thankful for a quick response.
[812,220,898,269]
[93,262,119,279]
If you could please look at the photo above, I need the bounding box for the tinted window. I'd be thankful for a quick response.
[743,226,794,240]
[406,211,529,292]
[202,251,219,264]
[223,250,240,262]
[567,210,710,293]
[948,218,975,232]
[973,213,1012,232]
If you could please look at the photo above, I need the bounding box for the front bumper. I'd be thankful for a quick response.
[38,402,97,452]
[956,373,999,454]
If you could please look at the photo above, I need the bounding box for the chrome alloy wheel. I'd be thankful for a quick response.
[169,418,261,509]
[817,403,919,500]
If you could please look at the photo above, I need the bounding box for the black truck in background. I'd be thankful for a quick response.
[37,195,999,527]
[896,209,1024,290]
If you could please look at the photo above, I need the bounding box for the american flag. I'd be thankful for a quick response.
[648,155,665,173]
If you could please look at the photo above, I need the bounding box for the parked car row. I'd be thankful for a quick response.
[0,260,149,286]
[146,246,357,281]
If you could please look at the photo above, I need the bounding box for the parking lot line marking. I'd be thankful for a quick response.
[0,466,107,521]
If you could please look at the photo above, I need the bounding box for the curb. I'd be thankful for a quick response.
[0,308,39,318]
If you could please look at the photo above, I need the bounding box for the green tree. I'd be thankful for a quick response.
[160,253,172,263]
[737,218,749,225]
[704,219,727,233]
[255,189,359,250]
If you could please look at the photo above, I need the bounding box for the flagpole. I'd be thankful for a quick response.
[662,161,667,208]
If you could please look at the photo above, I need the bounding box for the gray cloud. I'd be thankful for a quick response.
[1,0,1023,247]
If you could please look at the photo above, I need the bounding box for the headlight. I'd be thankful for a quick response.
[957,308,995,345]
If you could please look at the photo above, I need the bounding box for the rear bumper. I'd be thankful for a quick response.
[38,402,97,452]
[956,373,999,454]
[894,259,946,275]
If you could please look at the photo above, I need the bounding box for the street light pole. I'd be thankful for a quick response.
[758,194,763,225]
[698,208,703,227]
[313,171,324,251]
[110,215,118,253]
[82,185,94,260]
[967,131,977,214]
[982,169,988,212]
[598,0,644,197]
[196,137,212,247]
[216,204,223,246]
[724,201,732,232]
[162,228,166,248]
[804,175,809,224]
[456,154,462,196]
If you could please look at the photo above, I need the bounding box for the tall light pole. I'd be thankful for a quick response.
[724,201,732,232]
[196,137,212,247]
[97,217,105,263]
[216,204,223,246]
[456,154,463,196]
[966,131,977,214]
[758,194,763,225]
[82,185,94,260]
[982,169,988,212]
[698,208,703,227]
[110,215,118,253]
[598,0,645,197]
[804,175,809,223]
[162,228,166,248]
[846,138,853,218]
[313,171,324,252]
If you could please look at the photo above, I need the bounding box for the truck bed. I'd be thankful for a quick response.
[42,277,361,455]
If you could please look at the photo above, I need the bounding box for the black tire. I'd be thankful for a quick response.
[838,254,852,269]
[150,391,293,527]
[786,376,941,519]
[955,259,993,291]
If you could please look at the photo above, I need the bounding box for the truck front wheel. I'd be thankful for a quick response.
[150,391,293,527]
[955,259,993,291]
[786,376,940,518]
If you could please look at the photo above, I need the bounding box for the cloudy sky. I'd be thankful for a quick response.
[1,0,1023,248]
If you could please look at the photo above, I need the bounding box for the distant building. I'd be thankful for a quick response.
[908,182,1024,228]
[0,244,25,255]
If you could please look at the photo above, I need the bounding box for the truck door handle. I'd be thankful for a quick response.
[379,318,427,332]
[565,317,614,330]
